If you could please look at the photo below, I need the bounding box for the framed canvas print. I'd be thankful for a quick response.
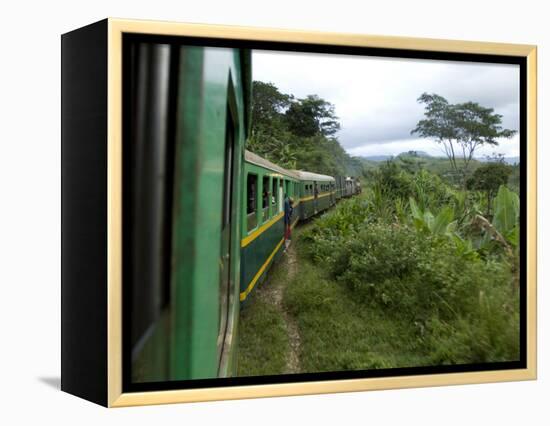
[61,18,537,407]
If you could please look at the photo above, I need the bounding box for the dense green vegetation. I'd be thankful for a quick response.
[247,81,364,176]
[301,161,520,365]
[238,86,520,375]
[360,151,519,192]
[284,235,427,371]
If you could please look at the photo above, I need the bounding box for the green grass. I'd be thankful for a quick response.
[236,260,289,377]
[284,241,430,372]
[237,222,437,377]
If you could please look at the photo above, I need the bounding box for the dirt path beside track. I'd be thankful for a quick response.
[257,239,301,374]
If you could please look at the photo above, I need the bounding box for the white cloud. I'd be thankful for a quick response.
[252,50,520,158]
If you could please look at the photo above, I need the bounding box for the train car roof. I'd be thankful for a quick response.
[244,150,300,179]
[291,170,335,182]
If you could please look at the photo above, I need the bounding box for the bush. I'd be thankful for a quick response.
[340,224,511,312]
[363,162,457,221]
[411,169,455,212]
[304,213,519,364]
[301,196,371,263]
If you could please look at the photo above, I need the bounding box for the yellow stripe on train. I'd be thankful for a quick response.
[240,238,285,302]
[240,200,303,248]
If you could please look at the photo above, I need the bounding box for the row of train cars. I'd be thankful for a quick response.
[126,41,361,386]
[241,150,362,302]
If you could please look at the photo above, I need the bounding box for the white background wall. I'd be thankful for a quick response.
[0,0,546,423]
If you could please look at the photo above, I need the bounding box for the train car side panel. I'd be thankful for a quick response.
[240,158,298,303]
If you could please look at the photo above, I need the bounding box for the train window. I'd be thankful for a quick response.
[218,104,235,360]
[222,130,233,229]
[128,42,173,366]
[285,179,290,198]
[262,175,270,222]
[271,177,277,211]
[278,179,284,213]
[246,174,258,232]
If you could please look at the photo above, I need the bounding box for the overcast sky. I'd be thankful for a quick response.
[252,50,520,158]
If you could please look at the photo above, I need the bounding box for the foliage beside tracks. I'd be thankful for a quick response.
[284,250,423,372]
[237,291,289,376]
[301,161,521,365]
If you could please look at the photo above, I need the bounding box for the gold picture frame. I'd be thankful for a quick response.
[61,17,537,407]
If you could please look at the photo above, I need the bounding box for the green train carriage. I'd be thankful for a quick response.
[126,42,251,384]
[240,150,300,302]
[292,170,336,220]
[335,175,345,199]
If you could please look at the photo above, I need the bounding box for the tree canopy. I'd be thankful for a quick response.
[411,92,516,186]
[247,81,363,177]
[284,95,341,138]
[466,159,512,215]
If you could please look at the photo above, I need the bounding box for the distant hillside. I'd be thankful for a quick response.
[361,151,519,165]
[358,151,519,190]
[500,157,520,165]
[362,151,432,162]
[361,154,393,162]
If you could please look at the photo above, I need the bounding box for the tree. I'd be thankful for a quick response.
[466,160,512,216]
[247,81,363,177]
[284,95,341,138]
[411,93,516,186]
[251,81,291,136]
[453,102,516,179]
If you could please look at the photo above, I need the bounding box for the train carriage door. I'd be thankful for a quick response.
[218,104,235,361]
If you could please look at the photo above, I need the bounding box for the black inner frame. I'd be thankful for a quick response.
[122,32,528,393]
